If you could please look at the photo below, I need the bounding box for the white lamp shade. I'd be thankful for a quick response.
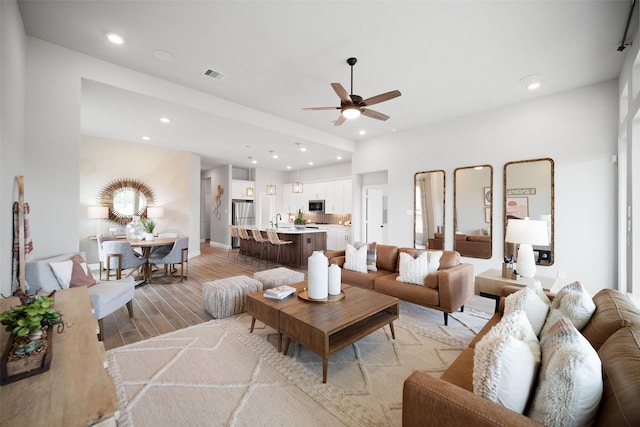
[146,206,164,219]
[505,219,549,246]
[87,206,109,219]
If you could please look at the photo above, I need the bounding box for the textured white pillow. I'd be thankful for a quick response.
[473,310,541,413]
[540,281,596,336]
[527,317,603,427]
[49,259,74,289]
[343,243,368,273]
[396,251,441,286]
[504,284,550,337]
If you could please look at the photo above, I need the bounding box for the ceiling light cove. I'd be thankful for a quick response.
[106,32,125,45]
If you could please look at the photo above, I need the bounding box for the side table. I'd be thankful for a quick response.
[475,268,557,313]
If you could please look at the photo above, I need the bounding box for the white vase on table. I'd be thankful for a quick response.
[308,251,328,299]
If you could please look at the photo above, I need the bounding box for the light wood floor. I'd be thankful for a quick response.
[102,243,305,350]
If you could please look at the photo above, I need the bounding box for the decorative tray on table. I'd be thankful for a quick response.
[297,290,345,304]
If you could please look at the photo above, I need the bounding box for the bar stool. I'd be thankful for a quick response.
[228,225,240,259]
[236,227,254,262]
[250,228,269,267]
[266,229,292,265]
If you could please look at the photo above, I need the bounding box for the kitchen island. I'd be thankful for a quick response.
[240,227,327,268]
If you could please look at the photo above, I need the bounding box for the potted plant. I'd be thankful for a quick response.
[294,209,307,229]
[141,216,156,241]
[0,295,62,379]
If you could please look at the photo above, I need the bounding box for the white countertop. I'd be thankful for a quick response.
[262,227,327,234]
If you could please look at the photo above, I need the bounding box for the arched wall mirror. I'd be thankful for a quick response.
[97,178,155,225]
[414,170,445,249]
[454,165,493,258]
[504,158,554,265]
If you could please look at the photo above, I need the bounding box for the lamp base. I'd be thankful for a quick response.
[516,244,536,278]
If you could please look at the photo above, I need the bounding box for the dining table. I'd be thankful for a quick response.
[129,236,177,283]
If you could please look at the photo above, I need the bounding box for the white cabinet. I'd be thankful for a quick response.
[325,226,352,250]
[231,180,254,200]
[305,182,325,201]
[325,180,351,214]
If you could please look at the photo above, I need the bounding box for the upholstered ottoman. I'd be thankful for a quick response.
[202,275,263,318]
[253,267,305,290]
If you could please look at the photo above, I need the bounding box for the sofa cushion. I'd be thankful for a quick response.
[344,243,368,273]
[473,310,540,414]
[25,252,88,293]
[49,254,97,289]
[582,288,640,351]
[340,268,389,289]
[594,325,640,426]
[374,274,440,307]
[528,317,603,427]
[541,281,596,336]
[438,251,460,270]
[375,244,399,272]
[396,251,442,286]
[504,283,550,337]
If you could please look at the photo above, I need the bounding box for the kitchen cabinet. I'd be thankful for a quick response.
[305,182,325,201]
[325,180,351,214]
[325,225,352,250]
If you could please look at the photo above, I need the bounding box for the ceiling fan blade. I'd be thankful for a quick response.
[334,114,347,126]
[331,83,352,104]
[361,108,390,121]
[361,90,401,107]
[303,107,340,111]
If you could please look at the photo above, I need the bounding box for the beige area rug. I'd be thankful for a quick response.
[107,300,491,427]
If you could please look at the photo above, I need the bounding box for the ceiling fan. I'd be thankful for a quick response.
[303,57,401,126]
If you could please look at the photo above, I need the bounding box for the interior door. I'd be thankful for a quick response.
[366,189,384,243]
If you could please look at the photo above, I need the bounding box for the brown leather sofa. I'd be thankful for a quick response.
[327,245,474,325]
[454,234,492,258]
[403,287,640,426]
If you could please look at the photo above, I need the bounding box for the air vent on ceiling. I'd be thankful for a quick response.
[204,69,225,80]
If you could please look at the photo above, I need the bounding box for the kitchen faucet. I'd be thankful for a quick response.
[275,213,282,228]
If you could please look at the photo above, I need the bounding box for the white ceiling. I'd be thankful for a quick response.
[17,0,630,171]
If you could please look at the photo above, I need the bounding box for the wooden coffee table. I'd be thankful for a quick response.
[284,285,398,383]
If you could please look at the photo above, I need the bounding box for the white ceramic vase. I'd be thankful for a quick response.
[308,251,328,299]
[328,264,341,295]
[145,232,154,241]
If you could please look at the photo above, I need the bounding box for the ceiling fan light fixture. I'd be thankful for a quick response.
[342,107,361,120]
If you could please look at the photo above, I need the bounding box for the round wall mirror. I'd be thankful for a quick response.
[97,178,155,225]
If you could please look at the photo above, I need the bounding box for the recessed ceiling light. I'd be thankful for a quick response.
[520,74,542,91]
[308,161,314,166]
[142,136,151,141]
[106,33,125,45]
[300,147,307,152]
[272,153,278,159]
[337,156,343,160]
[252,159,257,164]
[160,117,171,123]
[358,130,366,135]
[152,49,174,63]
[286,165,292,170]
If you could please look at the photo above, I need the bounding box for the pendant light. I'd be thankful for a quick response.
[292,142,304,194]
[246,159,255,197]
[266,151,277,195]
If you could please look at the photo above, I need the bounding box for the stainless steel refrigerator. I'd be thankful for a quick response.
[231,199,255,248]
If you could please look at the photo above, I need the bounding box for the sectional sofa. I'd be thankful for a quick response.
[327,245,474,325]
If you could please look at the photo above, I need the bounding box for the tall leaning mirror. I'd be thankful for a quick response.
[454,165,493,258]
[504,158,554,265]
[414,170,445,249]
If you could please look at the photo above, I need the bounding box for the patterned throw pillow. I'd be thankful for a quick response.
[396,251,442,286]
[354,241,377,271]
[473,310,541,414]
[49,255,97,288]
[527,317,603,427]
[540,281,596,336]
[343,243,368,273]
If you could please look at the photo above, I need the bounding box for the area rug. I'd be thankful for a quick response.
[107,301,490,427]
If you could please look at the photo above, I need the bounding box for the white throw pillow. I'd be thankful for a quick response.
[527,317,603,427]
[473,310,541,414]
[540,281,596,336]
[49,259,74,289]
[354,241,377,271]
[504,283,550,337]
[343,243,368,273]
[396,251,441,286]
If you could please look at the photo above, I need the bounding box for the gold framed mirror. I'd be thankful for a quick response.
[414,170,445,249]
[504,158,554,265]
[97,178,155,225]
[454,165,493,258]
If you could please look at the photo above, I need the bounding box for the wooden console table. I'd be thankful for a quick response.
[475,268,557,313]
[0,287,119,426]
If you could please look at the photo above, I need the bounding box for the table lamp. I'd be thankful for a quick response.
[146,206,164,232]
[87,206,109,237]
[504,218,549,278]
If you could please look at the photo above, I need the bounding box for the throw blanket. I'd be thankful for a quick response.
[12,201,33,294]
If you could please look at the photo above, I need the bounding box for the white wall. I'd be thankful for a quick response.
[0,0,26,296]
[353,80,619,295]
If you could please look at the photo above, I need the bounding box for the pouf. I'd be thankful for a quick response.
[202,275,263,318]
[253,267,305,290]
